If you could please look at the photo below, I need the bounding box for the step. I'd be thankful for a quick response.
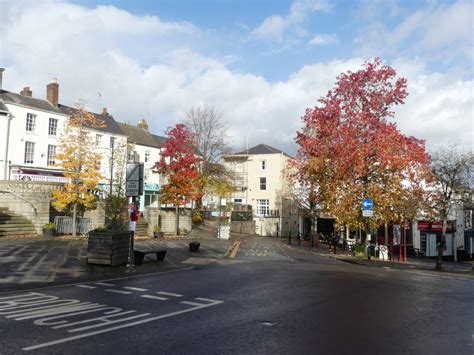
[0,224,36,230]
[0,219,34,225]
[0,215,31,222]
[0,230,39,237]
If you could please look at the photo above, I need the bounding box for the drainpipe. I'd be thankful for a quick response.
[2,112,12,180]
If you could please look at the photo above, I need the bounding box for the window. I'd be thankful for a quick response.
[234,198,242,204]
[235,163,243,172]
[259,177,266,190]
[110,136,115,149]
[26,113,36,132]
[127,148,134,162]
[260,160,266,171]
[24,141,35,164]
[256,199,269,216]
[144,170,150,181]
[96,134,102,147]
[145,150,150,163]
[47,145,56,166]
[48,118,58,136]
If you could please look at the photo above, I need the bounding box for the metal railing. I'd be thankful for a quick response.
[54,216,92,234]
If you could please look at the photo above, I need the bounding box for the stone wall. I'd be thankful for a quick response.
[230,221,256,235]
[83,201,106,230]
[0,181,63,233]
[146,207,192,235]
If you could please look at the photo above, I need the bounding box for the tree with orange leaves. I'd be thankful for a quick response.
[294,58,431,238]
[154,123,203,235]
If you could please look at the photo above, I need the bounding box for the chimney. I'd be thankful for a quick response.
[137,119,148,131]
[102,107,108,115]
[20,86,32,97]
[46,78,59,106]
[0,68,4,90]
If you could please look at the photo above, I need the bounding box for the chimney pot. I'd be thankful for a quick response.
[102,107,108,115]
[137,119,148,131]
[46,79,59,106]
[20,86,32,97]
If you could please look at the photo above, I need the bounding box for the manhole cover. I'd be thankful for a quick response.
[260,321,277,327]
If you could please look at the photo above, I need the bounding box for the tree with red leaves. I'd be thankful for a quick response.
[154,123,203,235]
[294,58,431,242]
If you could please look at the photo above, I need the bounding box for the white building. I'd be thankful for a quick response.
[223,144,298,237]
[0,68,127,189]
[118,120,166,211]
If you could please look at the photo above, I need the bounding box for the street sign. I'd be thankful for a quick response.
[362,198,373,210]
[126,163,144,197]
[362,209,373,217]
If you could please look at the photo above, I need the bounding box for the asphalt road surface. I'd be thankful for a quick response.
[1,236,473,354]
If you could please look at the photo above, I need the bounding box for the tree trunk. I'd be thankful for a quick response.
[175,205,179,235]
[436,218,447,270]
[72,202,77,237]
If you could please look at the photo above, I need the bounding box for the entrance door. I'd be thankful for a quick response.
[426,234,437,257]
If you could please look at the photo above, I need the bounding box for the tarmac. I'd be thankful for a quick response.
[0,232,472,292]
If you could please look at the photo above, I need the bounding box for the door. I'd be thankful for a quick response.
[426,234,437,257]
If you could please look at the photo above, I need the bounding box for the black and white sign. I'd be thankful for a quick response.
[362,209,373,217]
[126,163,144,197]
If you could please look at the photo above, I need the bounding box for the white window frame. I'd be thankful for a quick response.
[96,134,102,147]
[26,113,36,133]
[110,136,115,149]
[47,145,56,166]
[259,177,266,191]
[48,118,58,136]
[145,150,150,163]
[260,160,266,171]
[256,199,269,216]
[24,141,35,164]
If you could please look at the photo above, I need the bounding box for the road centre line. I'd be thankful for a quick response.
[75,285,97,289]
[141,295,168,301]
[156,291,183,297]
[23,298,224,351]
[95,282,115,287]
[105,289,131,295]
[122,287,148,292]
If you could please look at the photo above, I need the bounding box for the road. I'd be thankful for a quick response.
[1,236,473,354]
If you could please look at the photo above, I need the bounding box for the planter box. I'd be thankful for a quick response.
[87,231,130,266]
[42,228,56,238]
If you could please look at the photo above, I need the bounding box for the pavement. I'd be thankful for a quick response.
[285,238,474,276]
[0,231,473,292]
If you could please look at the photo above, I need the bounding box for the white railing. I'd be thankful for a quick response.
[54,216,92,234]
[12,174,70,183]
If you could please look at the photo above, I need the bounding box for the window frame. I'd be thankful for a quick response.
[48,118,58,136]
[26,113,36,133]
[256,199,269,217]
[96,134,102,147]
[260,160,266,171]
[110,136,115,149]
[145,150,150,163]
[24,141,35,164]
[259,177,267,191]
[47,145,56,166]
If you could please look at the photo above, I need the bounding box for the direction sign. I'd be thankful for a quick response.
[362,209,373,217]
[126,163,144,197]
[362,198,373,210]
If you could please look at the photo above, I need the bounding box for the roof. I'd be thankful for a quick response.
[58,104,124,136]
[234,144,291,157]
[0,90,64,114]
[118,123,162,148]
[0,101,9,113]
[151,134,167,148]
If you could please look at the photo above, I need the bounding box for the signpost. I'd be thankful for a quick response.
[362,197,374,260]
[125,163,144,267]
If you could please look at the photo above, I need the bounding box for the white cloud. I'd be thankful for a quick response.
[308,34,338,46]
[251,0,331,42]
[0,1,471,156]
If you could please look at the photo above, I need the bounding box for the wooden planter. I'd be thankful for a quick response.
[87,231,130,266]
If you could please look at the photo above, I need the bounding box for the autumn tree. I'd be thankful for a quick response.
[52,100,104,236]
[295,58,431,238]
[154,123,203,235]
[185,106,230,213]
[428,146,473,270]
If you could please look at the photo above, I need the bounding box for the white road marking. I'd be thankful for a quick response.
[156,291,183,297]
[180,301,206,307]
[104,289,131,295]
[195,297,220,303]
[141,295,168,301]
[75,285,97,289]
[95,282,115,287]
[23,298,224,351]
[122,287,148,292]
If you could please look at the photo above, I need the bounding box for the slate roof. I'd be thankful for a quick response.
[151,134,167,148]
[58,104,124,136]
[0,101,8,113]
[0,90,64,114]
[118,123,162,148]
[235,144,291,157]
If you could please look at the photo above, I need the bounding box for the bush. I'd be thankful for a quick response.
[179,227,189,235]
[153,225,161,232]
[192,210,202,223]
[354,243,366,258]
[43,223,56,230]
[91,226,109,233]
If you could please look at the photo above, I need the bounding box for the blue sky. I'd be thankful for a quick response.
[0,0,472,154]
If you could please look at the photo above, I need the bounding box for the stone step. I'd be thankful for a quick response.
[0,215,30,221]
[0,224,37,230]
[0,230,38,237]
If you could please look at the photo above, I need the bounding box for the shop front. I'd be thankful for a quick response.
[417,220,456,257]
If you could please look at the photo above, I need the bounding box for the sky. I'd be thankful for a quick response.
[0,0,472,155]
